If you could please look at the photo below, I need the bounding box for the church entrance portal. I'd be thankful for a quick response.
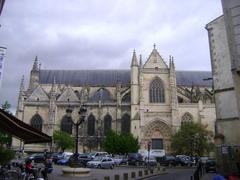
[141,120,172,153]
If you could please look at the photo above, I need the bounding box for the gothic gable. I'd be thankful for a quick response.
[57,86,79,102]
[143,47,168,69]
[28,85,49,101]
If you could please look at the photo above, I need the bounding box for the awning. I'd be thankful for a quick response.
[0,108,52,144]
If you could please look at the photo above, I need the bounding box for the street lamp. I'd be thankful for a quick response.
[147,141,151,169]
[66,102,87,166]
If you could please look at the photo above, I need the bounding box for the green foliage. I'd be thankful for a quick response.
[53,130,74,152]
[103,129,140,154]
[0,101,12,147]
[0,147,15,165]
[1,101,11,113]
[171,122,213,156]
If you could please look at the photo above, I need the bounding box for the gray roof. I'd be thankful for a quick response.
[39,70,130,86]
[176,71,212,87]
[39,70,212,87]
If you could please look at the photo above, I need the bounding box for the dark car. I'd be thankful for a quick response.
[28,153,45,163]
[205,159,216,173]
[160,155,177,166]
[77,154,93,167]
[176,155,194,166]
[128,153,144,166]
[52,153,63,164]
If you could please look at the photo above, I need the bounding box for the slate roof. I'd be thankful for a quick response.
[39,70,212,87]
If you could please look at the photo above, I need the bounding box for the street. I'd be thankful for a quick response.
[46,165,218,180]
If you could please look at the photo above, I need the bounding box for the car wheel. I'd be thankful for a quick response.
[110,165,113,169]
[97,165,101,169]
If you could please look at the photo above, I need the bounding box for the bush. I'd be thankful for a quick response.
[0,147,15,165]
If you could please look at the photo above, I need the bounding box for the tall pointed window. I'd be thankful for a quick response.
[149,78,165,103]
[88,114,95,136]
[30,114,43,131]
[104,114,112,135]
[181,112,193,125]
[121,113,131,133]
[61,115,73,134]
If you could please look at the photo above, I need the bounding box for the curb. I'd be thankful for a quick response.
[136,171,168,180]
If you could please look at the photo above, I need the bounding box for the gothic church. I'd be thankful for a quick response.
[15,46,216,153]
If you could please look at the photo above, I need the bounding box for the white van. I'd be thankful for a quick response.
[138,149,165,158]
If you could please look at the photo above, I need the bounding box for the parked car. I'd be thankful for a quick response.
[87,157,114,169]
[144,156,157,166]
[112,155,128,166]
[57,155,71,166]
[88,152,108,159]
[52,153,63,164]
[160,155,177,166]
[128,153,144,166]
[199,157,209,165]
[205,159,216,173]
[28,153,45,163]
[176,155,193,166]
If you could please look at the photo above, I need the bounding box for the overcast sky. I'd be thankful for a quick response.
[0,0,222,112]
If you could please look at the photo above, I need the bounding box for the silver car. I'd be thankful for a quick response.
[87,157,114,169]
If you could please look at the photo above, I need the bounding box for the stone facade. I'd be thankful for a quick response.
[206,0,240,145]
[15,47,216,152]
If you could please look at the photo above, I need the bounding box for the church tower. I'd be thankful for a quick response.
[130,50,140,136]
[28,56,40,91]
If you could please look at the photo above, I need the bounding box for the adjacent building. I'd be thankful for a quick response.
[206,0,240,145]
[15,47,216,152]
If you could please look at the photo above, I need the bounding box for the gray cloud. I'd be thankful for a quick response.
[0,0,222,112]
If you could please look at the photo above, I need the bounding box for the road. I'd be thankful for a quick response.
[48,165,217,180]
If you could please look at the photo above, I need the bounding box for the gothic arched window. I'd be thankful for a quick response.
[181,112,193,125]
[61,115,73,134]
[30,114,43,131]
[149,78,165,103]
[121,113,131,134]
[88,114,95,136]
[104,114,112,135]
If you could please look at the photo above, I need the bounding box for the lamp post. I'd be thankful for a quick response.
[66,103,87,166]
[147,141,151,170]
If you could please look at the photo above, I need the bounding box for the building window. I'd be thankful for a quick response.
[151,139,163,149]
[88,114,95,136]
[104,114,112,135]
[149,78,165,103]
[181,112,193,125]
[121,113,130,133]
[30,114,43,131]
[61,115,73,134]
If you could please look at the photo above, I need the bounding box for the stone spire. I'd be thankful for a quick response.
[16,75,25,118]
[28,56,40,91]
[32,56,39,71]
[131,50,139,67]
[139,54,142,68]
[19,75,25,93]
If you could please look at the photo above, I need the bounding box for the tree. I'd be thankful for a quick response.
[53,130,74,152]
[0,101,15,165]
[0,101,12,147]
[103,129,140,154]
[171,122,213,157]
